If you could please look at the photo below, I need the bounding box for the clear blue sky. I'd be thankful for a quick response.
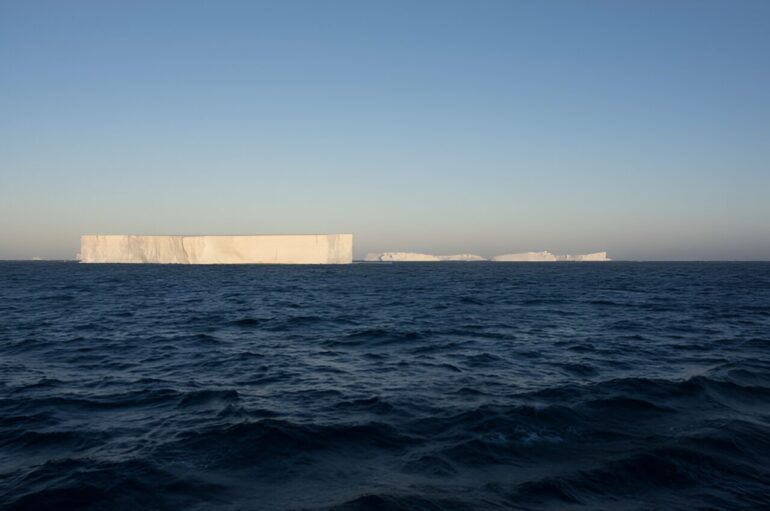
[1,0,769,260]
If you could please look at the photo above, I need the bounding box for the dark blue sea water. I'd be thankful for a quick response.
[1,262,769,510]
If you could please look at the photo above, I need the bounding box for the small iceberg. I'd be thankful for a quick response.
[492,251,610,262]
[365,252,486,262]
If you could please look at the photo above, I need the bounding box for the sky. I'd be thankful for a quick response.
[1,0,769,260]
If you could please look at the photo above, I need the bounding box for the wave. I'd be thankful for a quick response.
[2,261,770,510]
[155,419,418,472]
[2,458,225,511]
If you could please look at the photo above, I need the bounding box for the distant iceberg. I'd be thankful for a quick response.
[365,252,486,262]
[437,254,486,262]
[492,251,610,262]
[365,251,609,262]
[555,251,610,262]
[491,251,557,262]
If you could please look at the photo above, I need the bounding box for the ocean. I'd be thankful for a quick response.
[1,261,769,510]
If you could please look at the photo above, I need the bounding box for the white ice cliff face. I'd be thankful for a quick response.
[79,235,353,264]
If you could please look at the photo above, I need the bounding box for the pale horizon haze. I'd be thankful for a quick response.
[2,1,769,261]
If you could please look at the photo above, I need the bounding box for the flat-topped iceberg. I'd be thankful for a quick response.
[365,252,486,262]
[437,254,486,261]
[365,250,609,262]
[556,251,610,262]
[365,252,439,262]
[80,234,353,264]
[492,251,610,262]
[492,251,557,262]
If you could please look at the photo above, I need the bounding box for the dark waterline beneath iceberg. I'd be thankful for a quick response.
[1,262,769,510]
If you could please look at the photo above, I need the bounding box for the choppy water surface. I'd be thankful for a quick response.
[1,262,769,510]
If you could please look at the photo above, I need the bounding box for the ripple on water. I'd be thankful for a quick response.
[1,261,769,510]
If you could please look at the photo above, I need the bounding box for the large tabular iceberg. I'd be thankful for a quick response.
[80,234,353,264]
